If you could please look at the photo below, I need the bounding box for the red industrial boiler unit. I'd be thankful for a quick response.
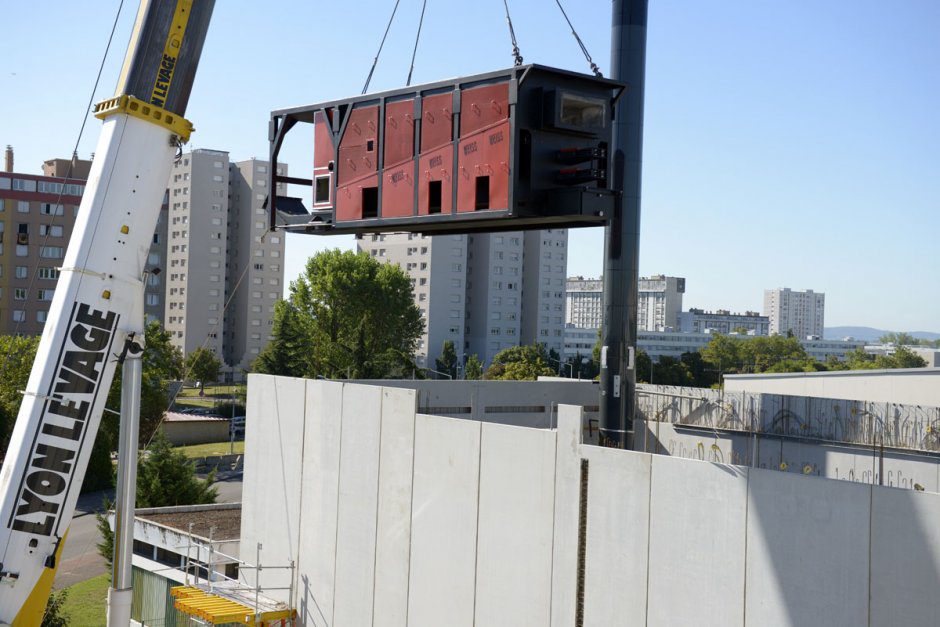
[268,65,624,235]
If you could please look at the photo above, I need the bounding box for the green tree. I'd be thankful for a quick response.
[879,331,916,346]
[136,431,217,507]
[254,250,424,379]
[464,354,484,380]
[253,300,311,378]
[41,589,69,627]
[0,335,41,453]
[185,347,223,394]
[484,344,555,381]
[890,346,928,368]
[95,498,114,576]
[635,348,653,383]
[435,340,459,379]
[103,321,184,449]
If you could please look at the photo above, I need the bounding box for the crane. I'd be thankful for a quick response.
[0,1,215,623]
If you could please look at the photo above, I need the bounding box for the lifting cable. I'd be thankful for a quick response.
[362,0,403,95]
[0,0,126,381]
[553,0,602,77]
[405,0,429,86]
[502,0,524,66]
[0,0,126,564]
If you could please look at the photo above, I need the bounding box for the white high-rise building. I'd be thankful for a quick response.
[565,276,604,329]
[637,275,685,331]
[763,287,825,339]
[358,229,567,368]
[165,150,285,374]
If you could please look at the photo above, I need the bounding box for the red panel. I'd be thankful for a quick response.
[418,144,454,215]
[338,105,378,185]
[381,162,414,218]
[335,173,379,221]
[456,121,510,213]
[420,92,454,153]
[460,83,509,137]
[384,99,415,168]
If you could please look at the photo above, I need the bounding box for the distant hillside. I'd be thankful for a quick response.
[825,326,940,342]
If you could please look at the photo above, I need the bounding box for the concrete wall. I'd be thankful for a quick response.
[243,375,940,625]
[725,367,940,406]
[358,378,601,441]
[637,420,940,493]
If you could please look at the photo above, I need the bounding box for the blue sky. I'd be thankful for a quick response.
[1,1,937,331]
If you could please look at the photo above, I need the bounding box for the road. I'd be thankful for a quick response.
[53,472,243,589]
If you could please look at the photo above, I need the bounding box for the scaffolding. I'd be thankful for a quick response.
[172,526,295,626]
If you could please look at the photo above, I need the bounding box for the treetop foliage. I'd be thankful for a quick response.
[136,430,217,508]
[254,249,424,380]
[484,344,555,381]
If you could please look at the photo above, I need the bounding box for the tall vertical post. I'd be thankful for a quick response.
[599,0,648,448]
[107,339,143,627]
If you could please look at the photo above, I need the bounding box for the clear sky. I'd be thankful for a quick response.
[1,1,937,331]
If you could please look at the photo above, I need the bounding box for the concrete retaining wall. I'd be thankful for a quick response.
[243,375,940,625]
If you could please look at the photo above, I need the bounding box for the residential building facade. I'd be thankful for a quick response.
[0,148,165,334]
[359,229,568,368]
[565,276,603,329]
[678,308,769,336]
[763,287,825,338]
[165,150,285,373]
[224,158,286,371]
[637,275,685,331]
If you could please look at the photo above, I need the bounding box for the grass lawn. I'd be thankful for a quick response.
[175,440,245,458]
[60,573,109,626]
[178,384,245,399]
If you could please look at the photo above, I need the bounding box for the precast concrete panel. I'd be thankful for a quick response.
[870,487,940,626]
[333,384,383,626]
[297,380,344,627]
[372,387,418,627]
[407,414,482,627]
[647,456,747,626]
[242,374,307,599]
[582,448,651,627]
[551,406,584,627]
[474,422,556,626]
[744,468,870,626]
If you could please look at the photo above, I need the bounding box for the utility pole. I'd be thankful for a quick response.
[599,0,649,448]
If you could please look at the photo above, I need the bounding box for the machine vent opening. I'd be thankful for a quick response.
[428,180,442,214]
[362,187,379,218]
[474,175,490,210]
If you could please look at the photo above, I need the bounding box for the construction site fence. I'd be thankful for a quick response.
[636,384,940,454]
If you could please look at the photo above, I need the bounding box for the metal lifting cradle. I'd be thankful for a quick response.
[267,65,624,236]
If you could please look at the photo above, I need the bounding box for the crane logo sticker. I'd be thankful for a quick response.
[8,303,119,536]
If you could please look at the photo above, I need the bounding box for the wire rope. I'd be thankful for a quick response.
[406,0,429,86]
[362,0,403,95]
[553,0,602,76]
[0,0,126,565]
[501,0,524,66]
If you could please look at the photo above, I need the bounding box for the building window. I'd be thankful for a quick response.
[13,310,25,322]
[17,201,29,213]
[37,289,54,301]
[15,266,27,279]
[39,224,64,237]
[37,310,47,323]
[14,288,27,300]
[40,246,64,258]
